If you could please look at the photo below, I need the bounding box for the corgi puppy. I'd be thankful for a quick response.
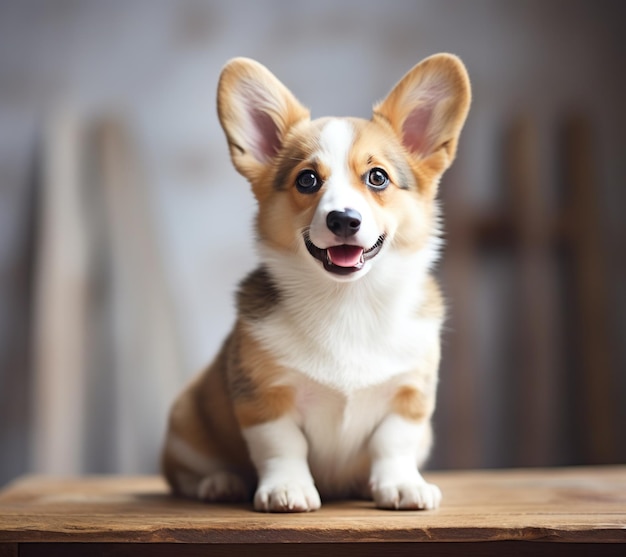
[162,54,471,512]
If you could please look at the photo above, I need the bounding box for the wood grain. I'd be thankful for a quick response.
[0,467,624,546]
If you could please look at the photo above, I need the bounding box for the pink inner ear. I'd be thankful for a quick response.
[248,105,281,161]
[236,80,283,163]
[402,104,434,155]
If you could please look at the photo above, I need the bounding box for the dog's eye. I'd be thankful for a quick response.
[366,168,389,190]
[296,170,321,193]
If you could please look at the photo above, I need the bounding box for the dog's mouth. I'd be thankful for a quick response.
[303,231,386,275]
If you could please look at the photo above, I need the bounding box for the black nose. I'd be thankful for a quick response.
[326,209,362,238]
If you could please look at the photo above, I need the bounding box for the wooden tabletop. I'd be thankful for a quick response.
[0,466,625,555]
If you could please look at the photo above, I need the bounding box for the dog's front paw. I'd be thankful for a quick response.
[254,481,321,513]
[371,480,442,510]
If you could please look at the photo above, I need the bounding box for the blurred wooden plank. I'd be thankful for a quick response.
[438,167,482,469]
[0,120,38,487]
[468,213,568,248]
[1,468,625,545]
[31,109,88,474]
[561,115,617,463]
[94,117,183,473]
[505,116,561,465]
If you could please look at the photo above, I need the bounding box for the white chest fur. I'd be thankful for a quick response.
[289,371,413,497]
[250,245,441,393]
[242,245,443,502]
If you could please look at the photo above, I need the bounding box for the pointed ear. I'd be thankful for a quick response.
[374,54,471,176]
[217,58,310,180]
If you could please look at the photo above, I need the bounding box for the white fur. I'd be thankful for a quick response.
[245,234,443,505]
[295,371,429,498]
[369,414,442,509]
[243,372,437,505]
[253,237,441,393]
[243,416,321,512]
[308,119,381,252]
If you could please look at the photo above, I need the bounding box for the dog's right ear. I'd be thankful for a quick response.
[373,54,471,184]
[217,58,310,184]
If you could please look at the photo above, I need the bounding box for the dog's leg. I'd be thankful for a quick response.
[162,412,253,503]
[368,414,441,510]
[161,337,256,503]
[242,415,321,512]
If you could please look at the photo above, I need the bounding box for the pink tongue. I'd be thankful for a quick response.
[327,245,364,268]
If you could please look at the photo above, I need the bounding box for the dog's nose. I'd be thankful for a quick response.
[326,209,362,238]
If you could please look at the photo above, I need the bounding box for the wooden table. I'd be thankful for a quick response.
[0,467,624,556]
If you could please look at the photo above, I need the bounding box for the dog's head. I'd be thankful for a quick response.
[217,55,470,282]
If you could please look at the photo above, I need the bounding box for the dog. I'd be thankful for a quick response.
[161,54,471,512]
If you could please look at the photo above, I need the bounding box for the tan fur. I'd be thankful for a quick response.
[392,280,443,424]
[392,386,433,422]
[161,324,298,496]
[229,324,296,428]
[161,334,255,495]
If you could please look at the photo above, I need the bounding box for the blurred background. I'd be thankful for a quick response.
[1,0,625,488]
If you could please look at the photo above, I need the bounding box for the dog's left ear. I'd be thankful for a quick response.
[217,58,310,187]
[374,54,471,178]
